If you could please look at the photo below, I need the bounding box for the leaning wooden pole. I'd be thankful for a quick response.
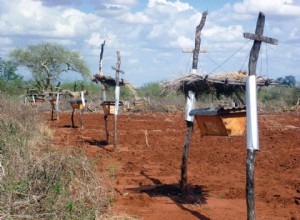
[180,11,208,193]
[244,12,278,220]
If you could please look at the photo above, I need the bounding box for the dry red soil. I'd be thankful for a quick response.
[45,111,300,220]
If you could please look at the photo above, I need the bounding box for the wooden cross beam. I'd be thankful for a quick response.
[244,12,278,220]
[244,12,278,76]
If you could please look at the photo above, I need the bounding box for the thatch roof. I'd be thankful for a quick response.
[92,74,138,97]
[92,74,126,87]
[162,71,277,99]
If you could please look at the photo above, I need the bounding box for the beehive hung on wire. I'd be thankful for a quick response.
[190,106,246,136]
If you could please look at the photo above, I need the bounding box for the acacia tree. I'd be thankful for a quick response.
[10,42,90,91]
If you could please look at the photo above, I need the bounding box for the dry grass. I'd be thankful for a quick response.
[0,96,113,219]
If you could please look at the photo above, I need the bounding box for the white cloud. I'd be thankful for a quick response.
[0,0,103,38]
[233,0,300,16]
[85,33,105,47]
[148,24,164,39]
[101,0,137,7]
[117,12,151,24]
[129,58,139,64]
[169,36,193,48]
[148,0,192,12]
[289,27,299,39]
[204,25,244,42]
[0,37,13,45]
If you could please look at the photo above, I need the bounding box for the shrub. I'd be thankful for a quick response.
[0,96,111,219]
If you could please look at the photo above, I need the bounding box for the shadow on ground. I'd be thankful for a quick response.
[127,171,210,220]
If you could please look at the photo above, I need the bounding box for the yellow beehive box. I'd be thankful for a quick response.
[49,99,56,106]
[101,101,123,115]
[191,107,246,136]
[69,100,84,109]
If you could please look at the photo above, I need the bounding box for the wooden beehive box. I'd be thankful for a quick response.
[49,99,56,106]
[133,100,144,107]
[101,101,123,115]
[35,98,45,103]
[70,100,84,109]
[191,107,246,136]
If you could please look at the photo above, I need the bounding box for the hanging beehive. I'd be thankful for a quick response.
[133,100,144,107]
[69,100,84,110]
[190,107,246,136]
[49,99,56,106]
[101,101,123,115]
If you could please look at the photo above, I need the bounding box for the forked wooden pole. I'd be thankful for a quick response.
[180,11,208,193]
[244,12,278,220]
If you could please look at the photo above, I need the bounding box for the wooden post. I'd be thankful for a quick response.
[104,115,109,143]
[99,40,107,102]
[80,90,86,129]
[71,108,75,128]
[98,41,109,141]
[55,90,60,121]
[51,105,55,121]
[244,12,278,220]
[112,51,124,150]
[180,11,208,194]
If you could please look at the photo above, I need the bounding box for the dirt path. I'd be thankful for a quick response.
[45,111,300,219]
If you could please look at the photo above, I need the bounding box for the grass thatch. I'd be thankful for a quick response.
[162,71,277,100]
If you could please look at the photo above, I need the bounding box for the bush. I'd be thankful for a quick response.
[0,96,111,219]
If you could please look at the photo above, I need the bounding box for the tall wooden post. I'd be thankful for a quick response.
[98,41,109,141]
[244,12,278,220]
[112,51,124,150]
[99,41,107,101]
[180,11,208,193]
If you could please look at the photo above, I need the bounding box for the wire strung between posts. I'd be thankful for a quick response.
[208,39,251,74]
[265,43,269,79]
[240,51,249,71]
[185,53,193,73]
[205,54,227,72]
[259,46,263,76]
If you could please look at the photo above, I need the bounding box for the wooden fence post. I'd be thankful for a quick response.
[244,12,278,220]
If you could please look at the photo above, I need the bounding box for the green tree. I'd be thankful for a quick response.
[0,57,22,83]
[10,42,90,91]
[277,75,296,87]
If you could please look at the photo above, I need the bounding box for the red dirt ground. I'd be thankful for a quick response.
[45,111,300,220]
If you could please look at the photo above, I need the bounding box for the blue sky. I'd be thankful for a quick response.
[0,0,300,87]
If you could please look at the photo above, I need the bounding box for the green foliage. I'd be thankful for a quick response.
[0,57,25,95]
[9,42,90,91]
[0,57,23,83]
[277,75,296,87]
[259,86,300,106]
[138,81,163,98]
